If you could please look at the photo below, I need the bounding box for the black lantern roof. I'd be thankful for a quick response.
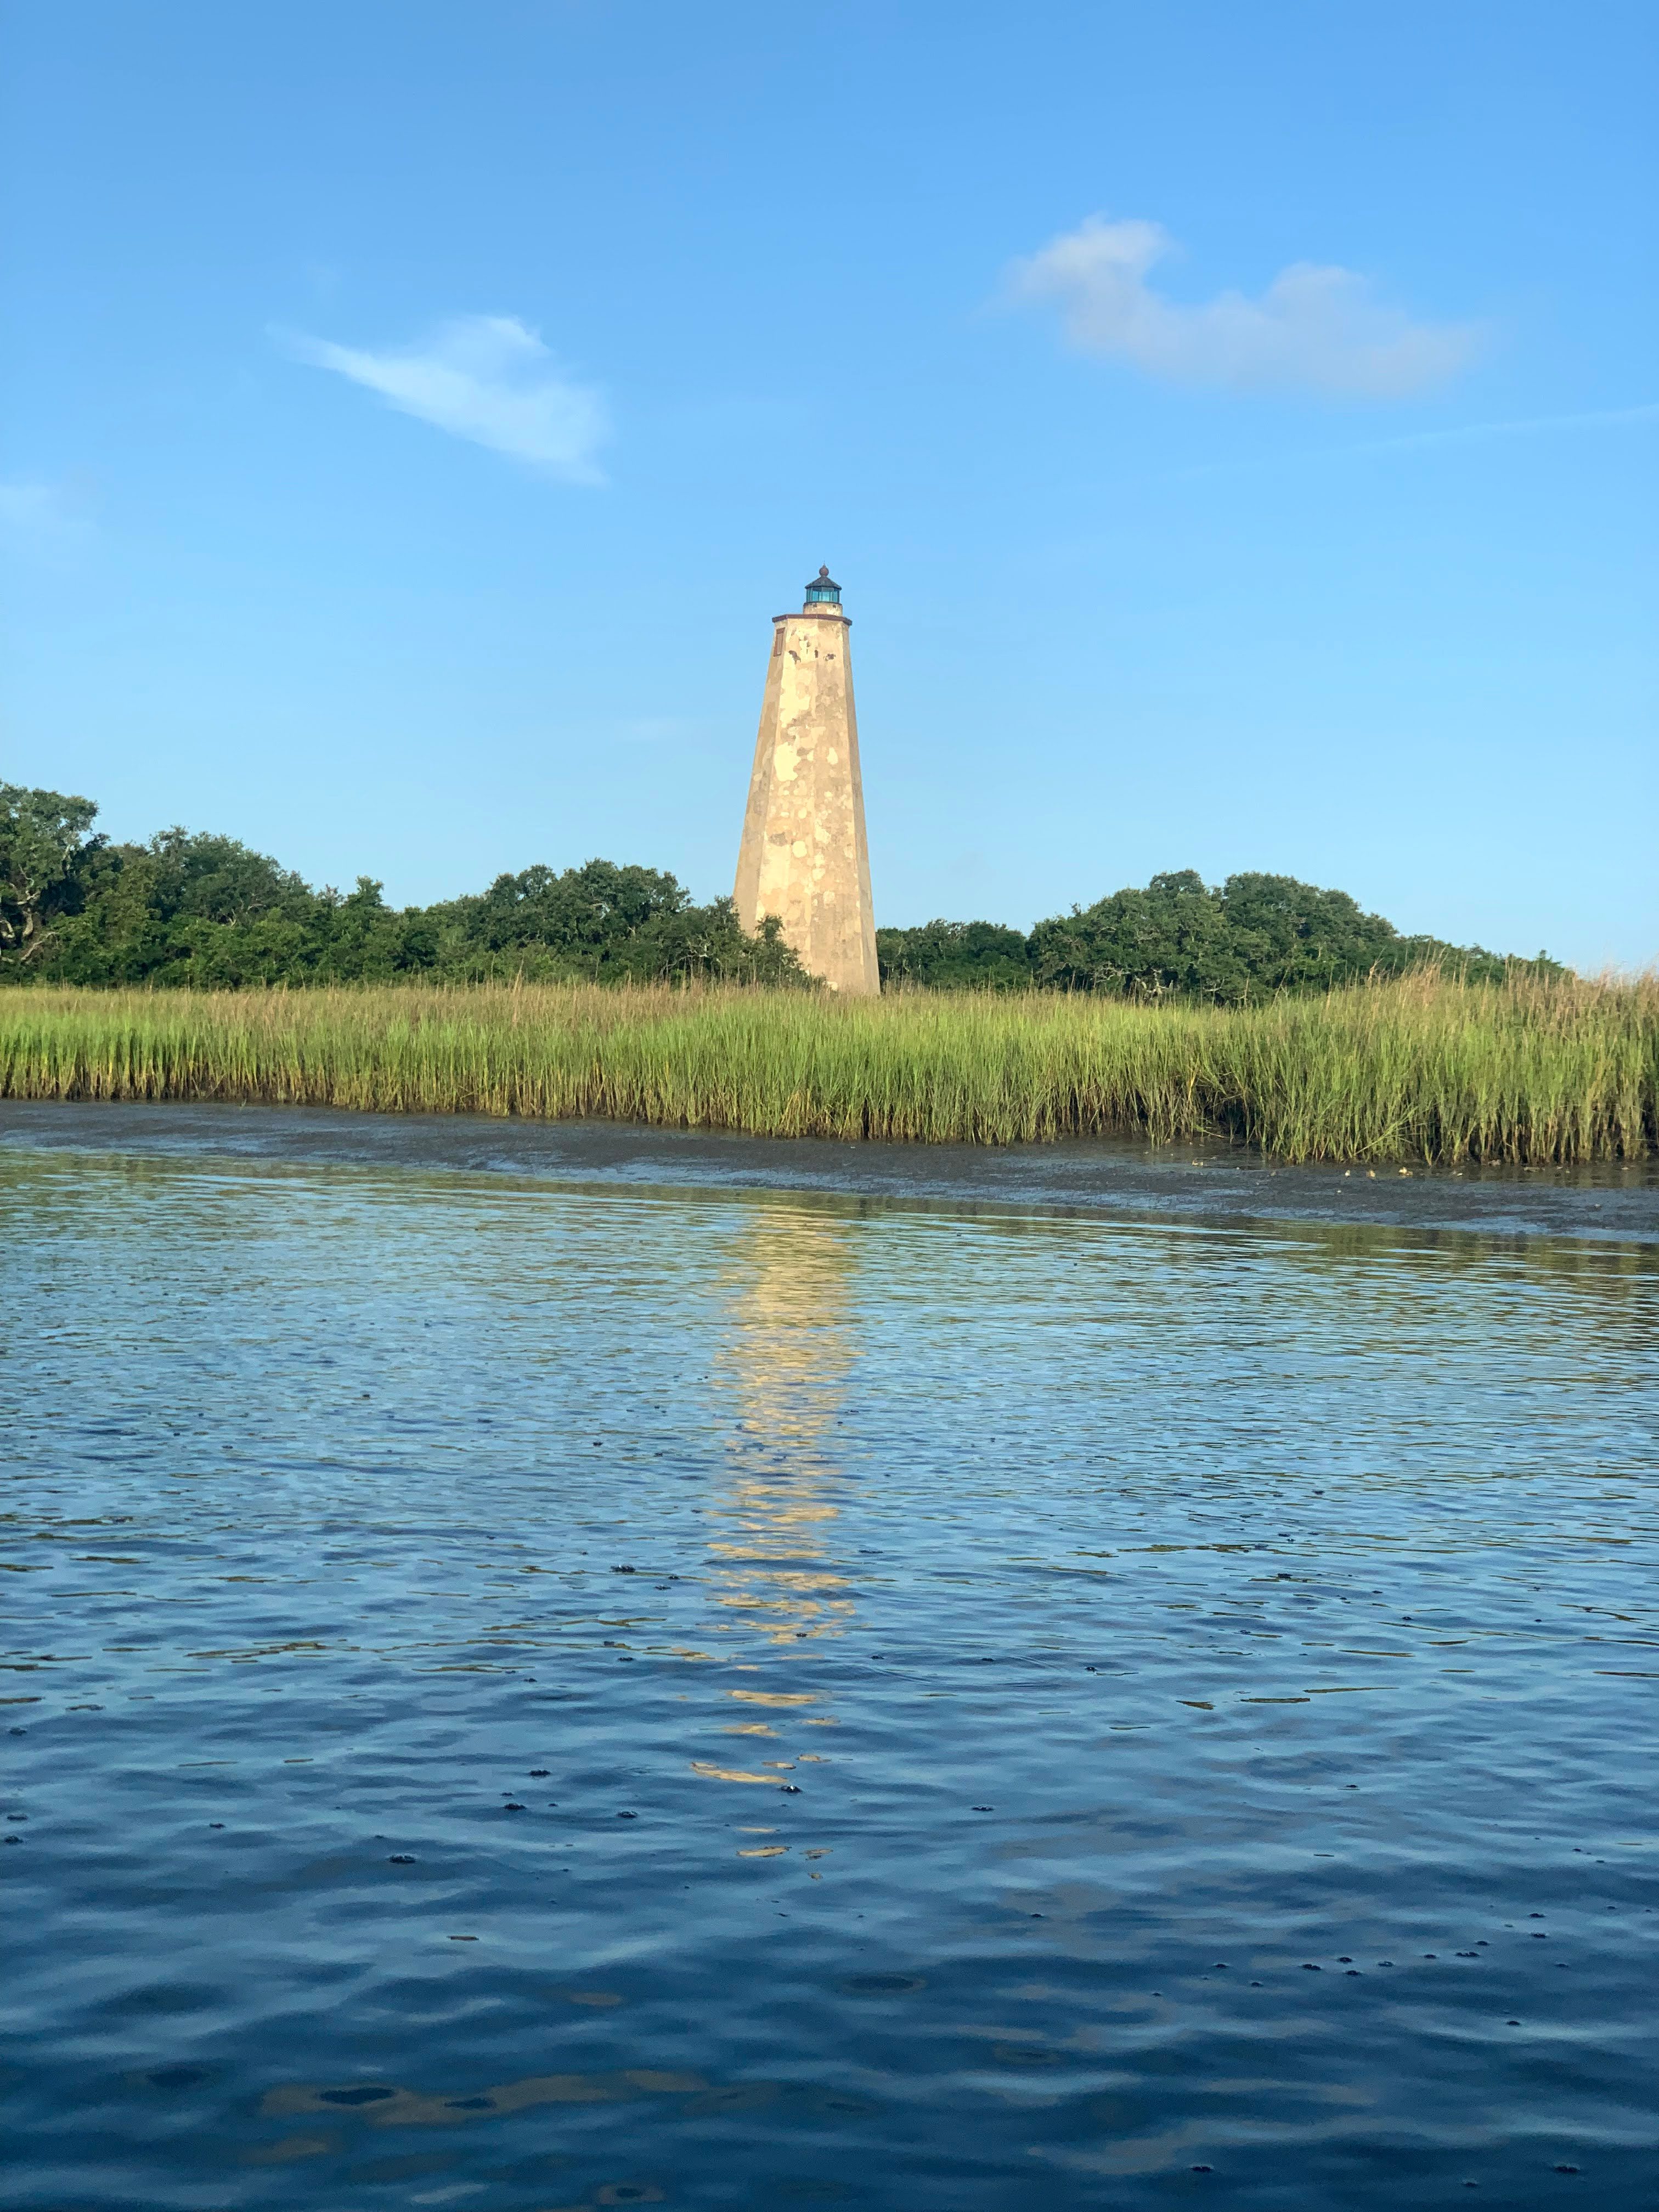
[804,565,841,604]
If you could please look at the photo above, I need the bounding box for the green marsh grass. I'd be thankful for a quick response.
[2,970,1654,1163]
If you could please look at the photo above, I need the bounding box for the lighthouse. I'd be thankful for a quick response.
[733,566,879,996]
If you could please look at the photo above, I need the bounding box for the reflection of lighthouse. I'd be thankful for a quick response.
[708,1207,860,1648]
[733,567,879,996]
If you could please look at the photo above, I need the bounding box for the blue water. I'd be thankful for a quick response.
[4,1111,1657,2209]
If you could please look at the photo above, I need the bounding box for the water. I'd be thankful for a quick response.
[4,1107,1657,2209]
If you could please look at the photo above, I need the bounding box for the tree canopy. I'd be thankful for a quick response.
[2,787,803,988]
[2,783,1557,995]
[884,870,1555,996]
[0,783,102,967]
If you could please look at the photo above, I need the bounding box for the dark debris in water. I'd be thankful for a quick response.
[147,2066,210,2091]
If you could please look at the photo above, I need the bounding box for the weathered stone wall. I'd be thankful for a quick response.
[734,605,879,995]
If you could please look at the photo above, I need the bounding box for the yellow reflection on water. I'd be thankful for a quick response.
[687,1209,862,1802]
[706,1211,860,1652]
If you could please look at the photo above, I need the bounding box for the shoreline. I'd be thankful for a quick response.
[6,1098,1656,1247]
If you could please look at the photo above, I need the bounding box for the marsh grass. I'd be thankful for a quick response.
[2,969,1654,1163]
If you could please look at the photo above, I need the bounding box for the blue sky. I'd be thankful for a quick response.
[2,0,1654,967]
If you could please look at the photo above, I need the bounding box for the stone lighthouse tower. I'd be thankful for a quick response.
[733,566,879,995]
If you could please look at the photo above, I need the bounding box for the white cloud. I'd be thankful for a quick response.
[284,314,608,480]
[1006,216,1479,398]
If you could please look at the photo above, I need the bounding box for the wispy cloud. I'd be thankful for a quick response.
[1175,399,1659,478]
[283,314,609,481]
[1005,215,1480,398]
[1319,399,1659,455]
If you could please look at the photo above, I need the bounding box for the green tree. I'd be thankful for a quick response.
[1027,869,1563,998]
[41,827,329,985]
[1029,871,1250,998]
[0,782,1558,996]
[1216,872,1401,989]
[0,783,102,968]
[433,860,810,985]
[877,919,1032,989]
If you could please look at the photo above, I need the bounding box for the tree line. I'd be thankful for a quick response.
[2,782,1557,997]
[876,873,1558,996]
[0,783,803,988]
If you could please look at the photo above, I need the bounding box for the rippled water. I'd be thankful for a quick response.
[4,1110,1657,2208]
